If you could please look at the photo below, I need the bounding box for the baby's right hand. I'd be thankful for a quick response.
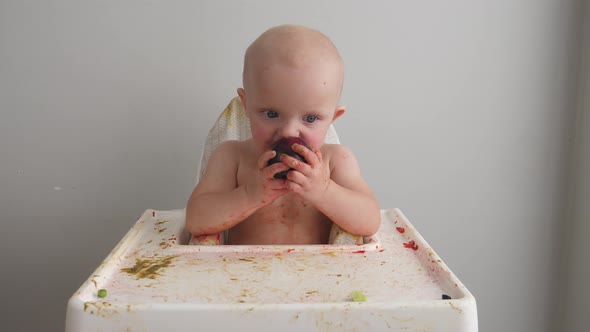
[246,150,290,207]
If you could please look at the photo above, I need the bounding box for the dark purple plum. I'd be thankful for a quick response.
[267,137,311,179]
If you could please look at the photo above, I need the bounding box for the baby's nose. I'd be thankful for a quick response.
[279,122,300,138]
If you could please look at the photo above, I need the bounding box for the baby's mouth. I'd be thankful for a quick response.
[267,137,311,179]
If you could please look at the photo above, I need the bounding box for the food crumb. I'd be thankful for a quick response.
[97,289,107,298]
[351,290,367,302]
[442,294,451,300]
[403,240,419,250]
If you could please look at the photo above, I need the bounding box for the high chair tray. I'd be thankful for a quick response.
[66,208,477,331]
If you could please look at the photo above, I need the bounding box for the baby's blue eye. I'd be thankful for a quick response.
[305,115,318,123]
[265,110,278,118]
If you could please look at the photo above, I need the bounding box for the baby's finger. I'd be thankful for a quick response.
[263,162,290,179]
[257,150,277,170]
[286,169,306,184]
[281,154,311,175]
[292,144,320,167]
[313,147,323,164]
[285,173,303,192]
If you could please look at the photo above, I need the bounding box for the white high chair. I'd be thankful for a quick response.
[189,96,364,246]
[65,98,478,332]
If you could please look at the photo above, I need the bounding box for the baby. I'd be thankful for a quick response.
[186,25,380,245]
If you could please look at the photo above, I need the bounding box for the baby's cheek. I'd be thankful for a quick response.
[306,136,325,151]
[250,125,272,147]
[308,127,332,149]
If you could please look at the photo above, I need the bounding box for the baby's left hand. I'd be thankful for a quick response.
[280,143,331,204]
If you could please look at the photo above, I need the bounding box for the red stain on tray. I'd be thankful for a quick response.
[352,250,366,254]
[396,227,405,233]
[403,240,415,248]
[403,240,419,250]
[287,248,295,253]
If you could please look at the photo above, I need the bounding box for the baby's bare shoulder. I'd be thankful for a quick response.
[321,144,363,179]
[204,140,247,172]
[322,144,356,163]
[211,140,250,159]
[198,140,254,191]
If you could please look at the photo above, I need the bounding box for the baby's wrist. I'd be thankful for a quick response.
[309,179,333,208]
[242,184,264,209]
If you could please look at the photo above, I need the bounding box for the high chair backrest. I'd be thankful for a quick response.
[197,96,340,182]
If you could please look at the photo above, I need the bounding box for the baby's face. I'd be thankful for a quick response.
[243,62,342,154]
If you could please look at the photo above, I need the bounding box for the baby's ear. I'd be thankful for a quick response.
[237,88,247,110]
[332,105,346,122]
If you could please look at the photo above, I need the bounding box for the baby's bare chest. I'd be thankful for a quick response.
[233,158,331,244]
[231,194,331,244]
[253,193,315,220]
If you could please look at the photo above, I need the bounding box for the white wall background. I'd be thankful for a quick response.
[1,1,586,331]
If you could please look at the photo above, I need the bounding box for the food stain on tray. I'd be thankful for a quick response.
[83,301,116,318]
[121,255,177,280]
[153,220,169,234]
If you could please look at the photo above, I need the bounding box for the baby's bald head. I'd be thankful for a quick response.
[242,25,344,98]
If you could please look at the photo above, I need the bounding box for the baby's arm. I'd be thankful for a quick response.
[321,146,380,236]
[185,141,290,236]
[283,144,381,236]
